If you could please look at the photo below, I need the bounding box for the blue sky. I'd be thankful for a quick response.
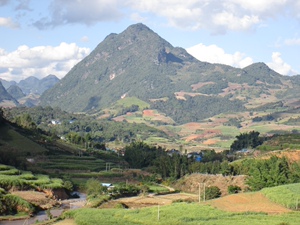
[1,0,300,82]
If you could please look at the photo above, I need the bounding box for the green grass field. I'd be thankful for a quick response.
[0,164,64,190]
[63,203,300,225]
[59,183,300,225]
[261,183,300,209]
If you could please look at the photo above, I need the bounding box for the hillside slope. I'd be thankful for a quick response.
[40,23,300,124]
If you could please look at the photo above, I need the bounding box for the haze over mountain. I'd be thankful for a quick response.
[18,75,60,95]
[0,79,17,89]
[1,75,59,96]
[7,85,25,100]
[40,23,300,124]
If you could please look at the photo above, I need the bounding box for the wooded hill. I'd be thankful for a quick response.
[40,23,300,125]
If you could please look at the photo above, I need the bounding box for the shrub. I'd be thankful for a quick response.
[205,186,221,200]
[228,185,241,194]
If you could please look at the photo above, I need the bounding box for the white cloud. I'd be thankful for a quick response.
[130,12,147,23]
[267,52,297,75]
[186,43,253,68]
[33,0,124,29]
[80,36,89,43]
[128,0,299,33]
[31,0,300,33]
[0,17,19,28]
[0,43,90,82]
[284,38,300,46]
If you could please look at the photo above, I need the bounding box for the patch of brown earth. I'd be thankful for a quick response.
[185,130,222,142]
[54,219,77,225]
[260,150,300,162]
[203,139,218,145]
[191,82,215,91]
[174,92,206,100]
[143,109,155,117]
[112,115,126,122]
[11,191,58,209]
[185,134,202,142]
[105,193,198,209]
[208,192,291,214]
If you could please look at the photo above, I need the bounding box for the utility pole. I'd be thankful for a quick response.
[203,183,206,202]
[106,163,112,171]
[198,183,206,202]
[198,183,201,203]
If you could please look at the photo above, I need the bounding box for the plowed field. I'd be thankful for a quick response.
[208,192,291,214]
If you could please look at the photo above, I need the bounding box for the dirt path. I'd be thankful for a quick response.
[54,219,77,225]
[208,192,291,214]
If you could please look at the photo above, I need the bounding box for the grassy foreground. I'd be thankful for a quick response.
[262,183,300,209]
[62,203,300,225]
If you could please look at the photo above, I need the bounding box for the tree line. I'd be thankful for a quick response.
[124,141,300,191]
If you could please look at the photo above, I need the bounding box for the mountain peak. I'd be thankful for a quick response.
[126,23,152,32]
[243,62,281,76]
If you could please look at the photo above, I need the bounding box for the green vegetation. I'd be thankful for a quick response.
[63,203,300,225]
[0,194,35,215]
[228,185,242,194]
[0,164,66,217]
[0,122,47,168]
[0,164,64,190]
[4,106,169,145]
[258,134,300,151]
[151,95,245,124]
[262,183,300,209]
[230,131,264,151]
[205,186,221,200]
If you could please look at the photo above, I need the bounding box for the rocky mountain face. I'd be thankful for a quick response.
[39,23,300,124]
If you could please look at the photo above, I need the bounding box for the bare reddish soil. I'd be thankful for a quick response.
[143,109,155,117]
[208,192,291,214]
[184,130,222,142]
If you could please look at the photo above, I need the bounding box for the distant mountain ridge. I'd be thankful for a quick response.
[39,23,300,124]
[0,74,60,95]
[0,75,60,107]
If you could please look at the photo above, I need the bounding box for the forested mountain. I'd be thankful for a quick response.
[38,23,300,125]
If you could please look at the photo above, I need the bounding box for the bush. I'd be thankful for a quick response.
[86,179,108,197]
[205,186,221,200]
[228,185,241,194]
